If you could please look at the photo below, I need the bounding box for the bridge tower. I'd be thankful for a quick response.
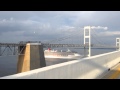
[116,38,120,50]
[84,26,91,57]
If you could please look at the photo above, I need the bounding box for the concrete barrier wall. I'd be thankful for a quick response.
[1,50,120,79]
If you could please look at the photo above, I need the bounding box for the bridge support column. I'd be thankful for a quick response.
[13,46,16,55]
[84,26,91,57]
[17,43,46,73]
[116,38,120,50]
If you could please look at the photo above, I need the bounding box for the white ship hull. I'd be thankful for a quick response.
[44,49,83,59]
[45,55,82,59]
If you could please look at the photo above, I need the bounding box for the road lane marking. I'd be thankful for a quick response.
[109,68,120,79]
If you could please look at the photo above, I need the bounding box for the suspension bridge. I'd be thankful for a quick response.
[0,26,120,79]
[0,26,118,56]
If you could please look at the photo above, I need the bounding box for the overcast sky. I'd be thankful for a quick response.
[0,11,120,45]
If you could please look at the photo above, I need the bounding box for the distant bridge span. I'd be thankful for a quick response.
[0,41,117,48]
[0,41,118,56]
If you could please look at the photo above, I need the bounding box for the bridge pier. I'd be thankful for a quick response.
[17,43,46,73]
[13,46,16,55]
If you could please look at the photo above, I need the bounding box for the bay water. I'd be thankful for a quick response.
[0,48,116,77]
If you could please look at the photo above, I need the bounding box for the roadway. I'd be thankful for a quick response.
[101,63,120,79]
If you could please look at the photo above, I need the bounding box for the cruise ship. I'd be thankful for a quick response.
[44,48,83,59]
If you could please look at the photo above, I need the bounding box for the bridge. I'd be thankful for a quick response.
[0,43,118,56]
[0,26,118,57]
[0,26,120,79]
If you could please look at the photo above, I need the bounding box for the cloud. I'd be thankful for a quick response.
[101,31,120,36]
[10,17,13,21]
[59,26,75,32]
[0,11,120,44]
[91,26,108,30]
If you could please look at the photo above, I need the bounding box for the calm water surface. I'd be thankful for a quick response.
[0,48,116,77]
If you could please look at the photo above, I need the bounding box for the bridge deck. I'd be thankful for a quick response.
[102,63,120,79]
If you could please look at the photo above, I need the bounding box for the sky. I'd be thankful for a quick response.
[0,11,120,45]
